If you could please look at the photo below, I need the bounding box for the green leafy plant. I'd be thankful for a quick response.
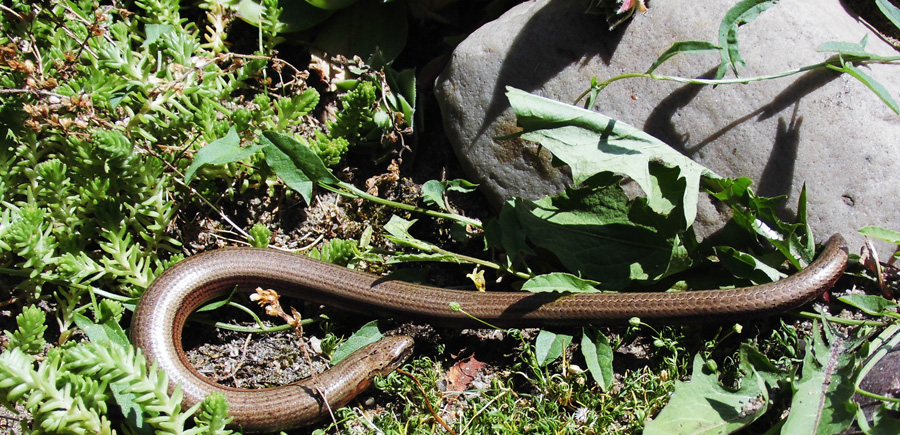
[216,0,409,62]
[578,0,900,113]
[0,306,233,434]
[3,0,899,433]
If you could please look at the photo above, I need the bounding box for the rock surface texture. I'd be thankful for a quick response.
[435,0,900,247]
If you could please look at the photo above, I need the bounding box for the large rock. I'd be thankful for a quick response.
[435,0,900,247]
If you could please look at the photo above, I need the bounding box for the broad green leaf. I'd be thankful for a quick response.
[421,180,447,210]
[714,245,786,284]
[781,324,859,434]
[185,127,262,184]
[235,0,333,32]
[260,131,338,204]
[513,195,689,290]
[838,294,898,316]
[534,330,573,367]
[506,87,716,228]
[497,199,535,261]
[859,225,900,244]
[581,327,613,390]
[73,312,129,347]
[715,0,779,79]
[313,0,407,62]
[876,0,900,29]
[331,320,382,364]
[521,272,600,293]
[644,352,768,434]
[646,41,720,74]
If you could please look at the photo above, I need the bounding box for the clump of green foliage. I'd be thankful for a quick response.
[3,0,900,433]
[0,0,410,431]
[0,302,233,434]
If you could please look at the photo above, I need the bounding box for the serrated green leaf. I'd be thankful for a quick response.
[739,343,785,391]
[646,41,720,74]
[781,325,859,434]
[704,176,811,268]
[521,272,600,293]
[534,330,572,367]
[506,87,715,228]
[331,320,382,364]
[581,327,613,391]
[868,405,900,434]
[513,196,689,290]
[185,127,262,184]
[644,351,768,434]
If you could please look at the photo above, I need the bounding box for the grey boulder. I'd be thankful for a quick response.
[435,0,900,248]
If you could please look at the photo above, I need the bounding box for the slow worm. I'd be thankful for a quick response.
[131,233,848,432]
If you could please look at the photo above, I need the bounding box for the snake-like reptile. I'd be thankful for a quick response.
[131,234,848,432]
